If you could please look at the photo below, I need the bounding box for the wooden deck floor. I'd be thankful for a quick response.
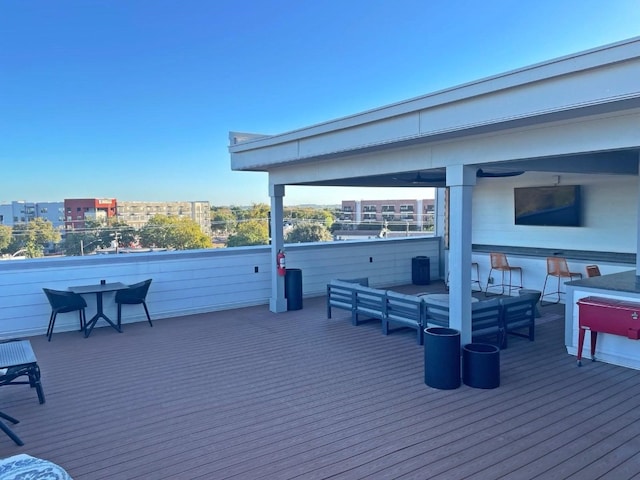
[1,282,640,479]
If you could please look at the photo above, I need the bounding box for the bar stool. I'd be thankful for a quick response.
[485,253,522,297]
[585,265,601,278]
[445,262,482,292]
[541,256,582,305]
[471,262,481,291]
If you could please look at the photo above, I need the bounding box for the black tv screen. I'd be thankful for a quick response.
[514,185,582,227]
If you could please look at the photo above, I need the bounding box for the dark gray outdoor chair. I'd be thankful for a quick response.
[499,294,536,348]
[115,279,153,328]
[470,298,503,346]
[424,297,503,346]
[42,288,87,341]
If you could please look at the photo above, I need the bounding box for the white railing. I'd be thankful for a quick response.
[0,237,442,338]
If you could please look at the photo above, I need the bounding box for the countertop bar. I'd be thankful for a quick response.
[567,269,640,294]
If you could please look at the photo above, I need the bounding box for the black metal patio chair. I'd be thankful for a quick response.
[115,279,153,329]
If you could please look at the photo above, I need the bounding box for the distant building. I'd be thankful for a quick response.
[340,199,435,229]
[4,198,212,236]
[36,202,66,229]
[116,200,211,235]
[0,201,35,226]
[64,198,118,231]
[0,201,65,229]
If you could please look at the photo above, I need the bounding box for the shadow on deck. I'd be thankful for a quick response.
[1,281,639,479]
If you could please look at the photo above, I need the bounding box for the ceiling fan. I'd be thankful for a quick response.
[394,172,446,185]
[476,168,525,178]
[395,168,524,184]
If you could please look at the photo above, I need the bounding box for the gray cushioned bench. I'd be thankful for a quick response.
[327,278,426,344]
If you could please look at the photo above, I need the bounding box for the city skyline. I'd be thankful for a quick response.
[2,1,638,205]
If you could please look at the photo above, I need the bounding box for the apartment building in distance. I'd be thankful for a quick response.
[116,200,212,235]
[340,199,435,229]
[3,198,212,236]
[64,198,118,231]
[0,201,65,229]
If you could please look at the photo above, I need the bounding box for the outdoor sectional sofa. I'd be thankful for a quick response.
[326,278,538,348]
[326,279,425,344]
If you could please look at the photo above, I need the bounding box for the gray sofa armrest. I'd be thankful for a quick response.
[326,280,358,319]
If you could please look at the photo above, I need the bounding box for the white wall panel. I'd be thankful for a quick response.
[0,237,440,338]
[471,252,631,300]
[472,172,638,252]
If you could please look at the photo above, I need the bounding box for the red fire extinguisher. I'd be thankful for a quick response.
[277,249,286,276]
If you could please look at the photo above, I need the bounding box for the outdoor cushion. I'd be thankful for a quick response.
[0,454,72,479]
[336,277,369,286]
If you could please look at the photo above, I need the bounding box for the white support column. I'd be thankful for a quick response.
[435,188,446,237]
[435,187,447,277]
[446,165,476,345]
[269,184,287,313]
[637,156,640,276]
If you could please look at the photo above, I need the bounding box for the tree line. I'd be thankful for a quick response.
[215,204,336,247]
[1,203,432,258]
[0,204,339,258]
[0,215,212,258]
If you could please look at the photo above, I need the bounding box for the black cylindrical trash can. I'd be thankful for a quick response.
[412,256,431,285]
[424,327,461,389]
[463,343,500,389]
[285,268,303,311]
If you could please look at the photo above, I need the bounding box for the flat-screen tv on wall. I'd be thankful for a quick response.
[514,185,582,227]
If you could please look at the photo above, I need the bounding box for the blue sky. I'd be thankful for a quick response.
[2,1,639,206]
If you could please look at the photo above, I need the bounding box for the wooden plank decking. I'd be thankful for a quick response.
[1,282,639,479]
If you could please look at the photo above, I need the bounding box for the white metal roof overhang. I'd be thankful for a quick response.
[229,37,640,188]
